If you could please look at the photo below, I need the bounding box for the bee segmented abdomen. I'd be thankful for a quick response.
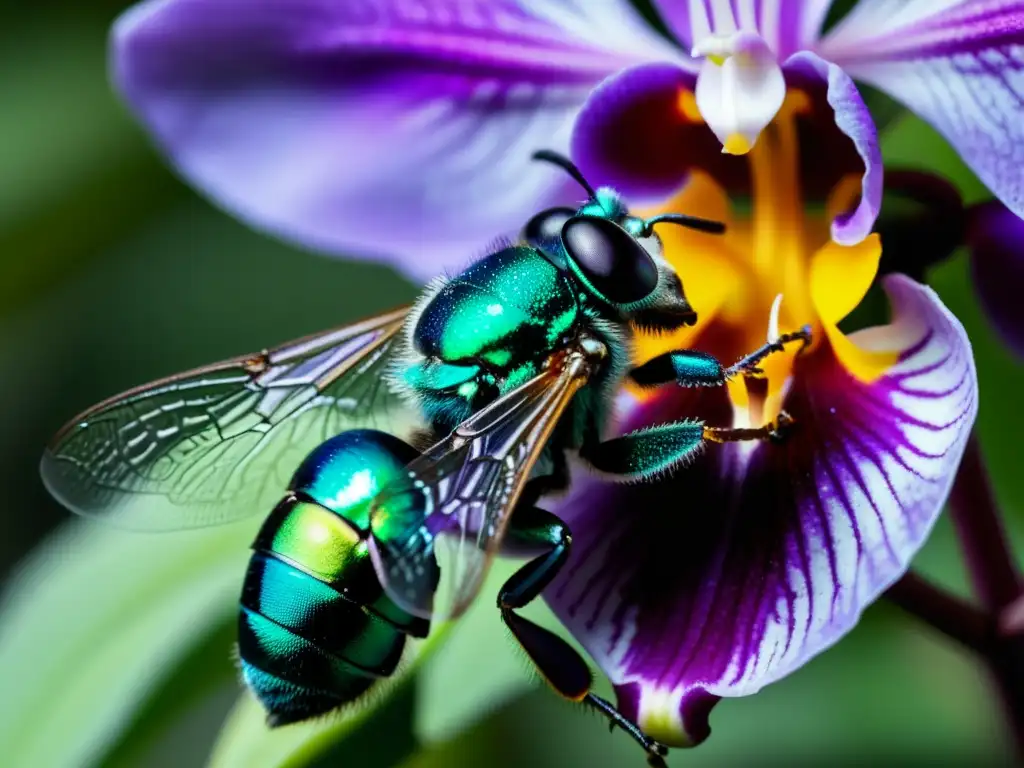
[237,429,428,722]
[238,552,405,723]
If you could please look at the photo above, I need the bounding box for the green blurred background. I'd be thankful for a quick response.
[1,2,1022,766]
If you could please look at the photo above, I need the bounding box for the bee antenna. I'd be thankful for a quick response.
[531,150,598,199]
[642,213,726,236]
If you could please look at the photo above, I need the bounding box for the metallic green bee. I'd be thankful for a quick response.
[41,151,810,766]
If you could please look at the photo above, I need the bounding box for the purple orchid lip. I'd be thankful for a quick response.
[547,275,977,746]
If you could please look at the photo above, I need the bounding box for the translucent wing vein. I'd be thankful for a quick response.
[42,308,416,530]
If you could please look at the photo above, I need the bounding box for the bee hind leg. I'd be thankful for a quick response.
[498,505,669,766]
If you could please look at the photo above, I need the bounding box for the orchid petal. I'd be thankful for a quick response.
[546,274,977,746]
[572,55,881,242]
[571,62,724,201]
[968,200,1024,358]
[655,0,836,58]
[693,32,786,154]
[785,51,884,244]
[818,0,1024,221]
[518,0,684,63]
[112,0,652,280]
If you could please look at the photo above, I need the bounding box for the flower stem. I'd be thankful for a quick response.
[949,435,1021,610]
[885,572,990,652]
[947,433,1024,756]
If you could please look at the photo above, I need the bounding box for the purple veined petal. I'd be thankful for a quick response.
[817,1,1024,222]
[968,200,1024,358]
[653,0,836,59]
[784,51,883,244]
[112,0,656,280]
[518,0,685,63]
[545,274,977,746]
[570,62,733,201]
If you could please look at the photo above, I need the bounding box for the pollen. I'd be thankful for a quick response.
[676,89,703,123]
[722,133,753,155]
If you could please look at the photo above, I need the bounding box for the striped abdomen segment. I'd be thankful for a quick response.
[237,430,428,725]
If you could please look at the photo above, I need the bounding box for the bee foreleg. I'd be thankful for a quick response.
[497,506,669,765]
[724,325,813,378]
[628,350,725,388]
[581,420,706,481]
[703,410,795,444]
[627,326,813,389]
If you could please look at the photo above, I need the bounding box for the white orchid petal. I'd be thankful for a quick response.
[693,34,786,155]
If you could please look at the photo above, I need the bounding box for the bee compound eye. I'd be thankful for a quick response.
[560,216,659,305]
[523,207,575,264]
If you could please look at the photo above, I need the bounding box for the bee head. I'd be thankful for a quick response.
[523,150,726,331]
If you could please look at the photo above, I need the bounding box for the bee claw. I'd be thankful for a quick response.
[769,410,797,442]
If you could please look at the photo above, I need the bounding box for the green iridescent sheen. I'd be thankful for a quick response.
[239,429,431,725]
[404,360,480,392]
[289,429,417,530]
[414,247,576,368]
[546,306,577,346]
[577,188,627,220]
[257,481,428,636]
[670,350,724,386]
[239,608,379,693]
[586,421,705,480]
[430,281,531,359]
[242,554,404,674]
[260,499,361,582]
[503,361,540,392]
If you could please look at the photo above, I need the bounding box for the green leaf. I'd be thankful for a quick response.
[414,559,538,745]
[0,518,256,768]
[209,637,441,768]
[210,559,550,768]
[99,618,240,768]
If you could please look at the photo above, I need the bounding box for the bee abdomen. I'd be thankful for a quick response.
[238,552,406,724]
[238,429,427,724]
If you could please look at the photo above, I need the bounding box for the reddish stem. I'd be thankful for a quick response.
[949,436,1021,610]
[886,572,990,652]
[947,434,1024,756]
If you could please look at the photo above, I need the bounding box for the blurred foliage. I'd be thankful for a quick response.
[0,2,1022,768]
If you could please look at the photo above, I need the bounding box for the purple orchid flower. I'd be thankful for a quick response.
[113,0,1024,354]
[110,0,988,751]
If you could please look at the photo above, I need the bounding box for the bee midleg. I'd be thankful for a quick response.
[497,505,668,766]
[582,414,797,481]
[581,420,706,482]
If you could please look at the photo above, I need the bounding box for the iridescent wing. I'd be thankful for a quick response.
[41,307,416,531]
[368,341,602,620]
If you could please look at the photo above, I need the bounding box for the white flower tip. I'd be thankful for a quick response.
[767,294,784,343]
